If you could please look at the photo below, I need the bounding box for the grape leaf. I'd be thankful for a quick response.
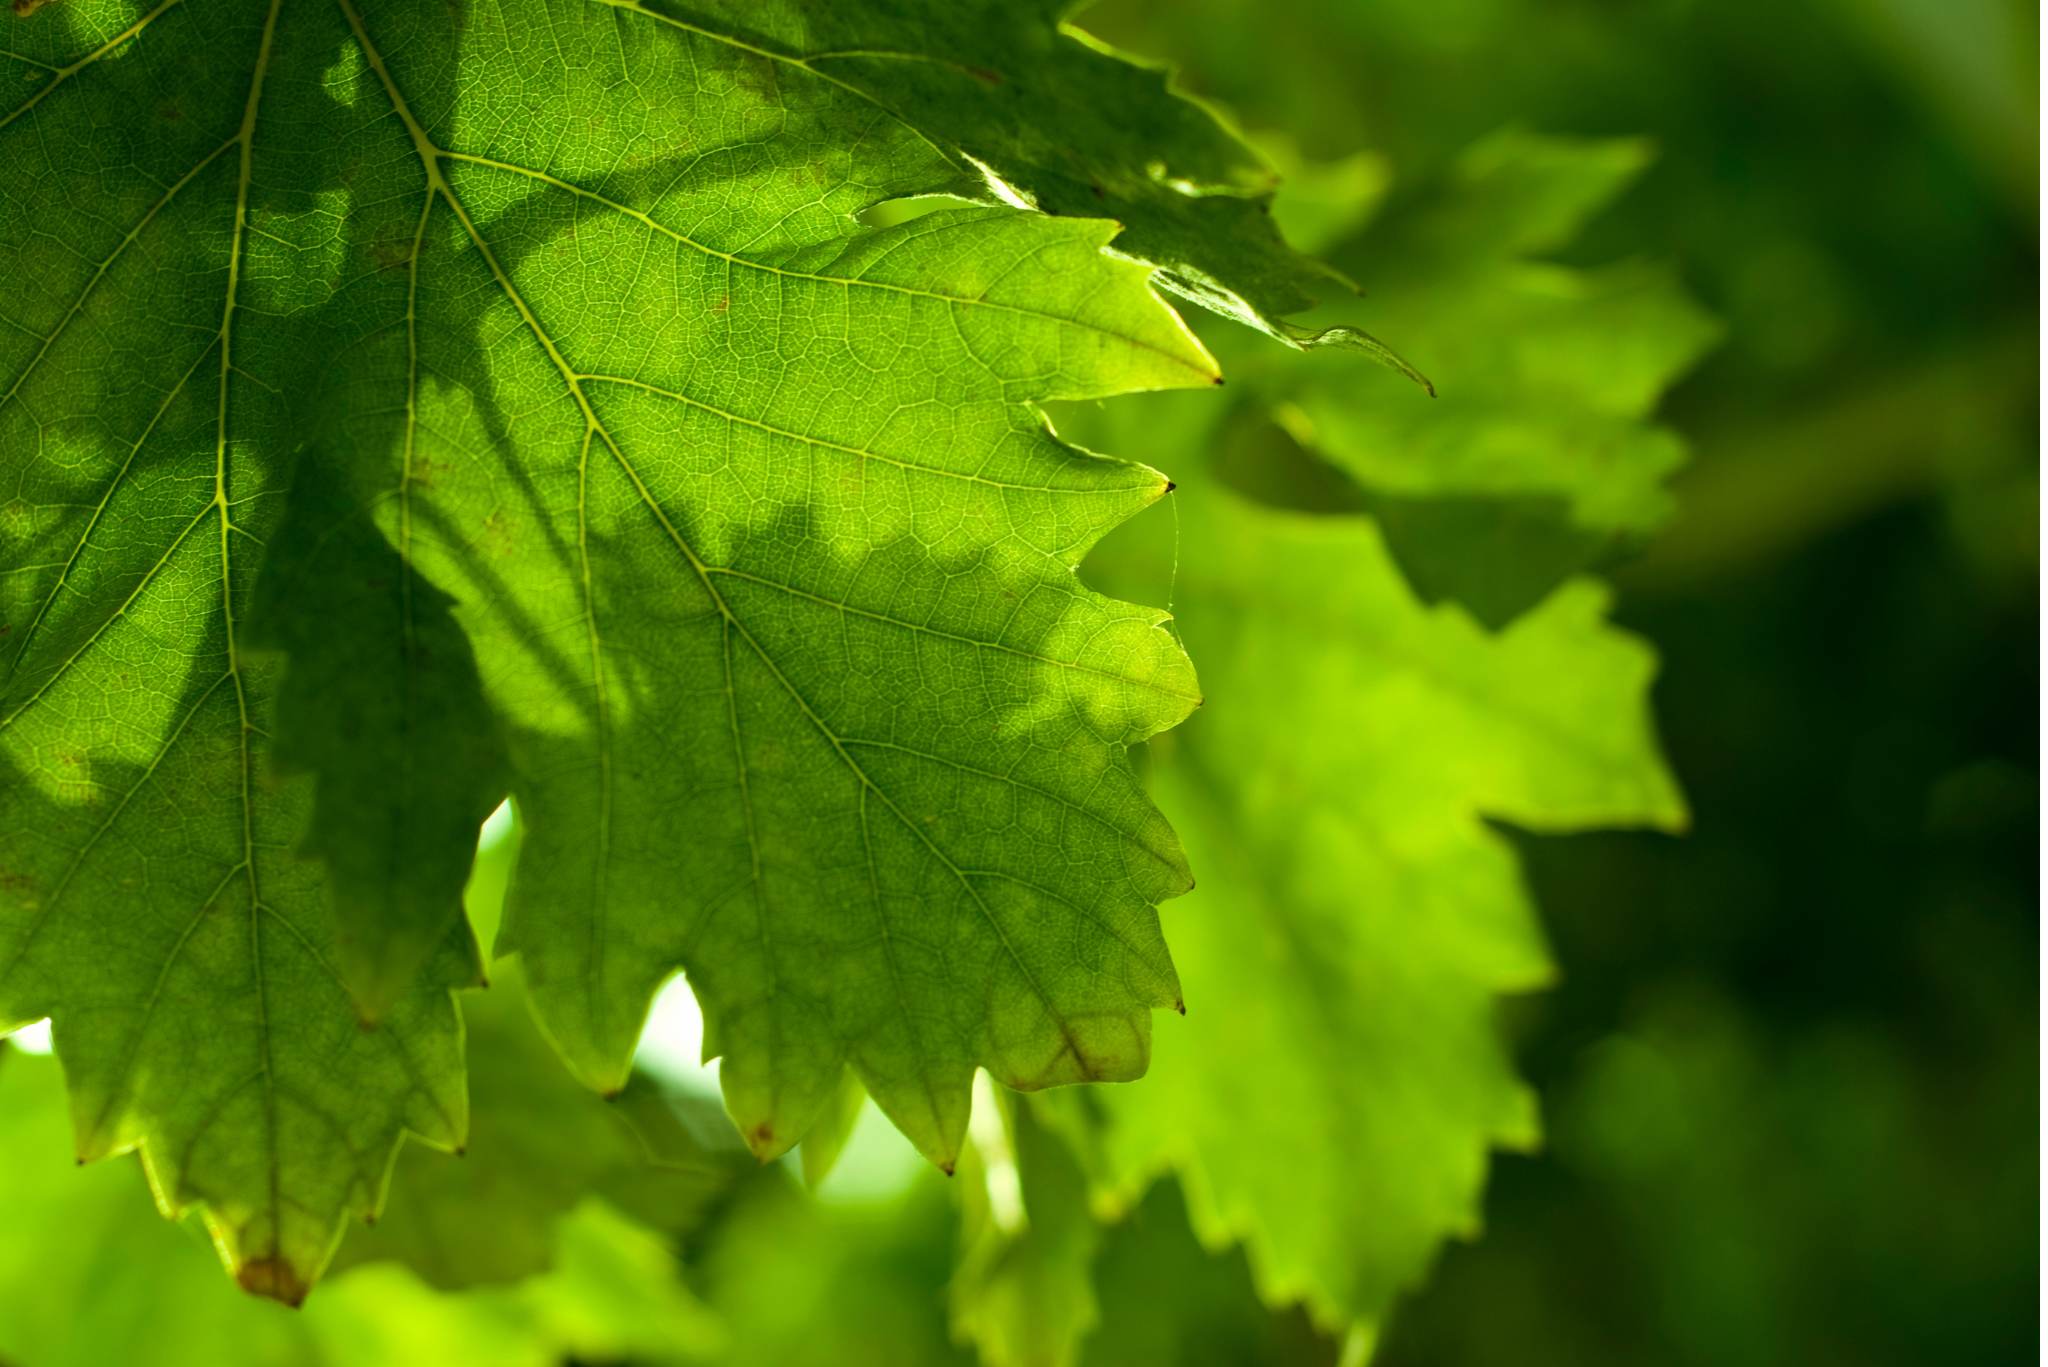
[691,1167,975,1367]
[0,0,1245,1296]
[1066,462,1684,1344]
[330,986,749,1291]
[1221,131,1720,624]
[951,1087,1102,1367]
[991,132,1707,1352]
[797,1068,871,1192]
[0,1043,725,1367]
[1079,1179,1336,1367]
[348,2,1213,1161]
[610,0,1349,345]
[328,801,749,1290]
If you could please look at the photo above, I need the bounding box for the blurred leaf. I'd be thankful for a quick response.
[1080,1180,1337,1367]
[693,1169,976,1367]
[0,1044,719,1367]
[1058,450,1683,1343]
[330,981,750,1290]
[950,1091,1101,1367]
[1235,130,1719,624]
[799,1071,872,1192]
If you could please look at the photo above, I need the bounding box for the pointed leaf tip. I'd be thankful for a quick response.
[236,1257,309,1308]
[1279,320,1437,396]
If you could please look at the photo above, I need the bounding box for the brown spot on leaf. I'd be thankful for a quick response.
[237,1256,309,1307]
[13,0,62,16]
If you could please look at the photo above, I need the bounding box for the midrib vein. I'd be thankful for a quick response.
[341,0,1089,1091]
[215,0,285,1271]
[335,0,623,1051]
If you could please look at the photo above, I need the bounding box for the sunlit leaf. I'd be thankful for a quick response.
[1066,460,1683,1342]
[0,1043,722,1367]
[0,0,1294,1296]
[1222,131,1720,623]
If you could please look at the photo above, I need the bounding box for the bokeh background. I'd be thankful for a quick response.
[1071,0,2036,1362]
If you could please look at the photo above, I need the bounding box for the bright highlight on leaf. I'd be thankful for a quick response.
[1081,477,1683,1340]
[0,0,1308,1299]
[0,0,1702,1352]
[1026,127,1704,1349]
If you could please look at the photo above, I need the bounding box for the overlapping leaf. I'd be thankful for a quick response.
[1043,413,1683,1344]
[0,0,1281,1297]
[611,0,1346,342]
[0,1040,728,1367]
[951,1087,1102,1367]
[1022,136,1707,1335]
[1213,131,1720,624]
[330,804,752,1290]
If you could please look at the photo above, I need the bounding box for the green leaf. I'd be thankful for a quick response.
[611,0,1356,345]
[0,0,1237,1294]
[797,1069,871,1192]
[691,1167,975,1367]
[0,1043,724,1367]
[1225,130,1720,623]
[1065,456,1683,1342]
[330,810,751,1290]
[348,0,1214,1164]
[331,985,749,1291]
[1079,1179,1337,1367]
[244,456,508,1019]
[950,1090,1102,1367]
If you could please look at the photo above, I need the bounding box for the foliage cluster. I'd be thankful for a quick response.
[0,1,1741,1363]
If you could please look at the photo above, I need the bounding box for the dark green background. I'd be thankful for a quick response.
[1076,0,2038,1362]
